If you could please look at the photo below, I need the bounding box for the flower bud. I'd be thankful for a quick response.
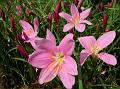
[53,0,61,24]
[16,5,22,16]
[17,45,28,59]
[10,15,16,29]
[15,34,24,42]
[108,0,114,8]
[26,8,31,16]
[103,13,107,28]
[74,0,79,6]
[0,7,5,21]
[47,12,53,29]
[100,1,104,11]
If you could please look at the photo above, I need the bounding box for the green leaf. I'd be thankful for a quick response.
[12,58,28,63]
[109,87,120,89]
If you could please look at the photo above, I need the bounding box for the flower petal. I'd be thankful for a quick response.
[19,20,36,38]
[80,49,91,66]
[59,33,74,55]
[63,23,74,32]
[39,62,59,84]
[81,20,92,25]
[21,32,29,41]
[80,8,91,19]
[34,17,39,34]
[19,20,33,31]
[78,36,96,52]
[58,67,75,89]
[29,37,42,49]
[75,24,85,32]
[71,4,79,17]
[97,31,116,49]
[28,50,52,68]
[35,39,58,54]
[59,12,72,22]
[62,56,78,75]
[29,38,36,49]
[46,29,56,45]
[97,52,117,66]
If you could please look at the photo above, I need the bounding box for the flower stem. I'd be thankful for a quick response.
[77,63,83,89]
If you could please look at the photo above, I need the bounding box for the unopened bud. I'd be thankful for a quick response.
[26,8,31,16]
[10,15,16,29]
[100,1,104,11]
[0,7,5,21]
[103,13,107,28]
[17,45,28,59]
[53,0,61,24]
[47,13,53,29]
[16,5,22,16]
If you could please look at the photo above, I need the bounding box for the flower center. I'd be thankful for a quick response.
[91,44,101,56]
[26,28,34,36]
[52,52,64,65]
[70,15,81,25]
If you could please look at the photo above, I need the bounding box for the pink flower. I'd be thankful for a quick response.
[28,29,78,89]
[19,17,41,49]
[59,4,92,32]
[78,31,117,66]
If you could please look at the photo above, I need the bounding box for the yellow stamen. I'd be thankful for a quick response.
[45,53,64,83]
[26,28,33,36]
[50,52,64,70]
[70,15,81,25]
[91,43,101,56]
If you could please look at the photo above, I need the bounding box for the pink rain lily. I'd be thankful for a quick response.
[78,31,117,66]
[19,17,41,49]
[59,4,92,32]
[28,29,78,89]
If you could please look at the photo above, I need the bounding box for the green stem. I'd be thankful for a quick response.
[77,63,83,89]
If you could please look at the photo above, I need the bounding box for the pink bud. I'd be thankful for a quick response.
[54,0,61,14]
[108,0,114,8]
[26,8,31,16]
[77,0,83,9]
[100,1,104,11]
[53,0,61,24]
[10,15,16,29]
[74,0,79,6]
[16,34,24,42]
[17,45,28,59]
[0,7,5,21]
[103,13,107,28]
[95,4,99,10]
[16,5,22,16]
[47,12,53,29]
[34,17,39,32]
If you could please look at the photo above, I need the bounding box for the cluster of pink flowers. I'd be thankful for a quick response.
[19,1,117,89]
